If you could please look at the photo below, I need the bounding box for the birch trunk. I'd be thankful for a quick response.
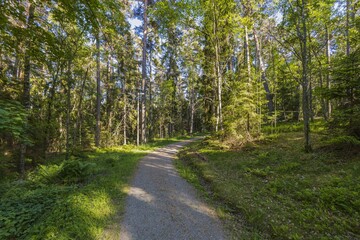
[140,0,148,144]
[326,25,331,119]
[95,35,101,147]
[212,0,223,132]
[253,30,275,114]
[244,26,251,132]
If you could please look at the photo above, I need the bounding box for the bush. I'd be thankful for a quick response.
[0,186,69,239]
[326,135,360,146]
[30,159,96,185]
[58,159,96,184]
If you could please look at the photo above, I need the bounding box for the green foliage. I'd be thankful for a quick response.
[0,185,71,239]
[177,132,360,239]
[0,137,188,239]
[262,120,327,134]
[325,49,360,138]
[30,164,62,184]
[0,100,30,144]
[57,159,96,184]
[326,135,360,146]
[30,158,96,185]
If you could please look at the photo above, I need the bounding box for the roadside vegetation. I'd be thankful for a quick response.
[0,137,190,240]
[1,0,359,239]
[176,122,360,239]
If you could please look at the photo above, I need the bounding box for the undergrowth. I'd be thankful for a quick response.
[176,124,360,239]
[0,137,190,240]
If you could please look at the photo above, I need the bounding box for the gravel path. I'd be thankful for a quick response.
[119,139,226,240]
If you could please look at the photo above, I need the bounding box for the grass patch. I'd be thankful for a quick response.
[176,130,360,239]
[0,137,189,240]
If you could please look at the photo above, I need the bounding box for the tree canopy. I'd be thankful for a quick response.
[0,0,359,174]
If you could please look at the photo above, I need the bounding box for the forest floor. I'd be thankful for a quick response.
[0,137,194,239]
[1,124,359,240]
[176,122,360,239]
[119,138,226,240]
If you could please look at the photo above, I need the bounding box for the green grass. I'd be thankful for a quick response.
[176,128,360,239]
[0,137,190,240]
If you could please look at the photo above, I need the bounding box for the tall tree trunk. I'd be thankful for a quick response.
[20,2,34,177]
[244,25,251,132]
[106,53,111,146]
[65,60,72,160]
[298,0,312,152]
[346,0,351,56]
[215,43,223,132]
[137,89,140,146]
[189,87,195,134]
[95,34,101,147]
[73,68,88,148]
[325,25,331,119]
[141,0,148,144]
[253,29,275,114]
[44,66,62,157]
[212,0,223,132]
[148,46,153,141]
[317,61,327,120]
[123,66,127,145]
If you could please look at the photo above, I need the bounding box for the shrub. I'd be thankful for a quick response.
[326,135,360,146]
[30,159,96,185]
[0,187,69,239]
[57,159,96,184]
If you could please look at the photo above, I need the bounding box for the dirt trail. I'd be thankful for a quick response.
[119,139,226,240]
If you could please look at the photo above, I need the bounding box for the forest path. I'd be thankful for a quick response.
[119,138,226,240]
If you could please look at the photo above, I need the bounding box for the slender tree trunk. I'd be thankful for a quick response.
[44,66,62,157]
[309,77,314,122]
[345,0,354,105]
[214,65,219,132]
[73,68,88,148]
[20,2,34,177]
[106,53,111,145]
[123,67,127,145]
[95,34,101,147]
[140,0,148,144]
[298,0,312,152]
[215,45,223,132]
[253,29,275,114]
[346,0,350,56]
[244,25,251,132]
[189,87,195,134]
[148,46,153,141]
[212,0,223,132]
[65,60,72,160]
[325,25,331,119]
[317,61,327,120]
[136,89,140,146]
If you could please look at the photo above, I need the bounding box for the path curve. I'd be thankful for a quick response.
[119,138,226,240]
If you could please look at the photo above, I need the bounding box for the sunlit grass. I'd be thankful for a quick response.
[0,136,191,239]
[176,127,360,239]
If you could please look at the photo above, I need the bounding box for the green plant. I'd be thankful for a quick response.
[0,187,70,239]
[176,132,360,239]
[326,135,360,146]
[57,160,96,184]
[0,100,30,144]
[30,159,96,185]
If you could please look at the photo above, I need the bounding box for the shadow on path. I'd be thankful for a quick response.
[120,139,226,240]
